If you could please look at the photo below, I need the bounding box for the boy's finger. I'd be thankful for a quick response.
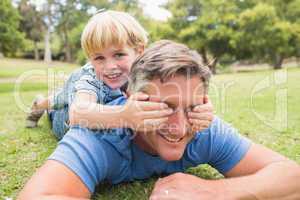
[138,101,169,110]
[192,106,213,112]
[189,118,212,126]
[192,103,213,112]
[188,119,211,126]
[148,95,164,103]
[203,95,209,104]
[188,112,214,120]
[130,92,149,101]
[138,109,173,118]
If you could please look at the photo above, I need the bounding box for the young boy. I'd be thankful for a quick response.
[26,10,213,140]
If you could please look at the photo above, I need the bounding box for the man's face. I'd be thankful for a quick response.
[135,75,205,161]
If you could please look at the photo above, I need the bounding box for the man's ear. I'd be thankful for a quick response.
[136,45,145,55]
[124,90,131,98]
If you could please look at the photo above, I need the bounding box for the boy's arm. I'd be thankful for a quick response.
[69,91,173,130]
[69,91,126,129]
[18,160,91,200]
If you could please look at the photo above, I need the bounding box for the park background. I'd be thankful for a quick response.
[0,0,300,199]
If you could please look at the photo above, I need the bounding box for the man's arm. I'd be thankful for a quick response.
[18,160,91,200]
[218,143,300,199]
[19,126,116,200]
[150,143,300,200]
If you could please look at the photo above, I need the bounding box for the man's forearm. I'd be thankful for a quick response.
[211,161,300,200]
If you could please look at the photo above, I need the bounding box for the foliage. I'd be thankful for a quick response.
[1,0,300,71]
[236,3,300,68]
[166,0,240,73]
[0,0,25,56]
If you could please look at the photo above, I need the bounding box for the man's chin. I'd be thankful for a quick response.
[158,149,185,161]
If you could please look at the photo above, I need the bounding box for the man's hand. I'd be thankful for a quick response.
[150,173,225,200]
[122,92,173,132]
[188,95,214,133]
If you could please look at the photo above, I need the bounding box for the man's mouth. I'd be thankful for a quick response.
[158,133,184,143]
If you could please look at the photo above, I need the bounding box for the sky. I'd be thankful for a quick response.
[139,0,172,21]
[26,0,172,21]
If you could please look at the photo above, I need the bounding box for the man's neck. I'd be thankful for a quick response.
[133,133,158,156]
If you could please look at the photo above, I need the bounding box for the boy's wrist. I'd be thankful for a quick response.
[119,105,130,128]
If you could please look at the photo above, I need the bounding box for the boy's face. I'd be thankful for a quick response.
[90,45,142,89]
[134,75,205,161]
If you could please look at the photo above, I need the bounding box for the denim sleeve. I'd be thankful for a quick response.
[48,126,109,193]
[207,117,251,174]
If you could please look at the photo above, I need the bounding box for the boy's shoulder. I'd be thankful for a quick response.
[68,62,97,82]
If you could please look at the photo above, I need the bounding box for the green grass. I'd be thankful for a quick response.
[0,58,77,78]
[0,58,299,199]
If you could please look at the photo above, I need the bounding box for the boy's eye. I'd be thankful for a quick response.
[94,56,105,61]
[115,53,126,58]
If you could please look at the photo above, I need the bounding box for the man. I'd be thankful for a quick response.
[19,40,300,200]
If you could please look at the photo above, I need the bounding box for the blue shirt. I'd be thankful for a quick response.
[49,96,251,193]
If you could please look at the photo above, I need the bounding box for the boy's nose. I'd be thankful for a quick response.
[104,59,118,69]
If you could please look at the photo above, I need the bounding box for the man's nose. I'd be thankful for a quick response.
[168,109,189,137]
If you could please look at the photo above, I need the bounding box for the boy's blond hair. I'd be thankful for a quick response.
[81,10,148,58]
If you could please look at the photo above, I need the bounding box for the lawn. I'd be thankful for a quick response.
[0,58,299,199]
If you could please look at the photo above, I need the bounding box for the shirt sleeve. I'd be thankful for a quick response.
[74,74,99,96]
[207,117,252,174]
[48,126,109,193]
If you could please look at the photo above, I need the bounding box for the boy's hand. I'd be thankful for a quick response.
[187,95,214,133]
[122,92,173,132]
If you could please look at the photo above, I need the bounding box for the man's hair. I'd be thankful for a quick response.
[81,10,148,58]
[128,40,211,93]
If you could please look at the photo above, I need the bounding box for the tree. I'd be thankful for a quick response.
[166,0,239,74]
[18,0,44,60]
[55,0,89,62]
[237,3,300,69]
[268,21,300,69]
[0,0,25,56]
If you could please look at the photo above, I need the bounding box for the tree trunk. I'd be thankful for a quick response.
[209,58,218,74]
[273,54,283,70]
[44,27,52,63]
[200,48,209,66]
[34,41,39,60]
[64,31,72,62]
